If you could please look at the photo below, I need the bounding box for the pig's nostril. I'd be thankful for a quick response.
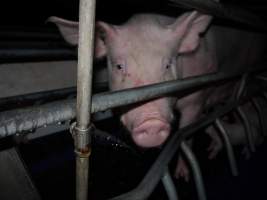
[132,119,170,147]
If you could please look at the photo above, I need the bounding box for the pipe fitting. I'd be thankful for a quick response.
[70,122,93,153]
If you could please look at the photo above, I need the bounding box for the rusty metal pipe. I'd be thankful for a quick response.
[214,119,238,176]
[74,0,96,199]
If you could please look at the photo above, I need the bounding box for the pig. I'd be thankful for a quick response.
[48,9,266,179]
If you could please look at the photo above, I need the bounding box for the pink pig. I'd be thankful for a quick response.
[49,10,265,179]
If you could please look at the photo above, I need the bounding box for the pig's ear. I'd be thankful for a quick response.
[171,11,212,54]
[95,21,117,59]
[47,16,79,46]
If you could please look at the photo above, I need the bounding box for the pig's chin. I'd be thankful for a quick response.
[131,119,171,148]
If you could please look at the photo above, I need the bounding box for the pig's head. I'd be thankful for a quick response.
[48,11,212,148]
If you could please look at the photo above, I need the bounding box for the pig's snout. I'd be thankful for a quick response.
[132,119,170,147]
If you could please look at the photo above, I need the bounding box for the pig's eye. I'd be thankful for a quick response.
[116,64,123,70]
[165,63,171,69]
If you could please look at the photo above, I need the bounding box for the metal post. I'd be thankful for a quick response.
[181,142,207,200]
[72,0,96,200]
[236,106,255,152]
[214,119,238,176]
[162,169,179,200]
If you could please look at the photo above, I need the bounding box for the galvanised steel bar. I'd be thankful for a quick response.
[256,75,267,82]
[0,87,76,111]
[0,49,76,63]
[73,0,96,199]
[236,106,256,153]
[0,68,265,138]
[169,0,267,32]
[162,169,179,200]
[214,119,238,176]
[251,98,265,137]
[109,94,257,200]
[181,141,207,200]
[0,30,61,40]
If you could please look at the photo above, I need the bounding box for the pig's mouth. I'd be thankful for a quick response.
[132,118,171,148]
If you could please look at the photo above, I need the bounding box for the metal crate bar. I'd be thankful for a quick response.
[73,0,96,199]
[214,119,238,176]
[251,98,266,137]
[181,141,207,200]
[169,0,267,32]
[0,67,265,138]
[236,106,256,152]
[162,169,179,200]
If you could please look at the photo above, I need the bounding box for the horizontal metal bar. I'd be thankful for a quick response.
[0,67,265,138]
[109,93,257,200]
[0,29,61,40]
[0,49,76,63]
[0,41,70,49]
[169,0,267,32]
[181,141,206,200]
[0,87,76,111]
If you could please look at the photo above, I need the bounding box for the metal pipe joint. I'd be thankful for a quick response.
[70,122,93,155]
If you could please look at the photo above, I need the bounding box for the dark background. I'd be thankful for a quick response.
[0,0,267,200]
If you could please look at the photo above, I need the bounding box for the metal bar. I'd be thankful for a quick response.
[169,0,267,32]
[0,87,76,111]
[73,0,96,199]
[0,31,61,40]
[0,69,265,138]
[214,119,238,176]
[109,95,255,200]
[181,142,207,200]
[256,75,267,82]
[251,98,265,137]
[235,74,248,100]
[0,49,76,63]
[0,41,70,48]
[236,106,256,152]
[162,169,179,200]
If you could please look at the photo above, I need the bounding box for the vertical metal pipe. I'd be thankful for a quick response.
[235,74,248,100]
[214,119,239,176]
[74,0,96,200]
[251,98,265,137]
[77,0,95,128]
[236,106,255,152]
[162,169,179,200]
[181,142,207,200]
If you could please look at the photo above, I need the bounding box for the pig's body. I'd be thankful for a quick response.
[49,11,266,178]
